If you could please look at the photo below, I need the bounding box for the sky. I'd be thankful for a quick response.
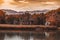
[0,0,60,11]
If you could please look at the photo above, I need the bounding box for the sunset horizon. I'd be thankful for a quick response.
[0,0,60,11]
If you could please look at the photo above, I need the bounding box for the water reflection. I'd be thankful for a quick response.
[0,30,60,40]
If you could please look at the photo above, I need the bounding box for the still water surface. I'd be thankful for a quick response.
[0,30,60,40]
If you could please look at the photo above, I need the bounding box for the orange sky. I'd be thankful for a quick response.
[0,0,60,11]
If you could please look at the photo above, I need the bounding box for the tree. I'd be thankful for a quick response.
[40,13,46,25]
[0,10,6,24]
[24,11,31,25]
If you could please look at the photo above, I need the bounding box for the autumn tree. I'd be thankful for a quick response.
[0,10,6,24]
[24,11,31,25]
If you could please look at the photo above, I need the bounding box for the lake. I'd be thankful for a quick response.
[0,30,60,40]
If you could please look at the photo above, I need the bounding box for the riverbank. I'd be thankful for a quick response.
[0,24,59,31]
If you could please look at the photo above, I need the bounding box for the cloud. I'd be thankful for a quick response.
[0,0,4,5]
[0,0,60,11]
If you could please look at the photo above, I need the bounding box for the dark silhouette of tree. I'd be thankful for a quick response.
[40,13,46,25]
[24,11,31,25]
[0,10,6,24]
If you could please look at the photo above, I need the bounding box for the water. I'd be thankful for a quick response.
[0,30,60,40]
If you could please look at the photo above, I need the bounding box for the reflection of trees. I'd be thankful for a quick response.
[19,32,30,40]
[6,33,16,37]
[0,33,5,40]
[45,31,56,40]
[33,32,45,40]
[19,32,46,40]
[55,31,60,40]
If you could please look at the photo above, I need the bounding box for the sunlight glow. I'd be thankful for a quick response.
[45,2,56,4]
[18,0,29,3]
[0,0,59,11]
[0,0,4,5]
[41,2,56,5]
